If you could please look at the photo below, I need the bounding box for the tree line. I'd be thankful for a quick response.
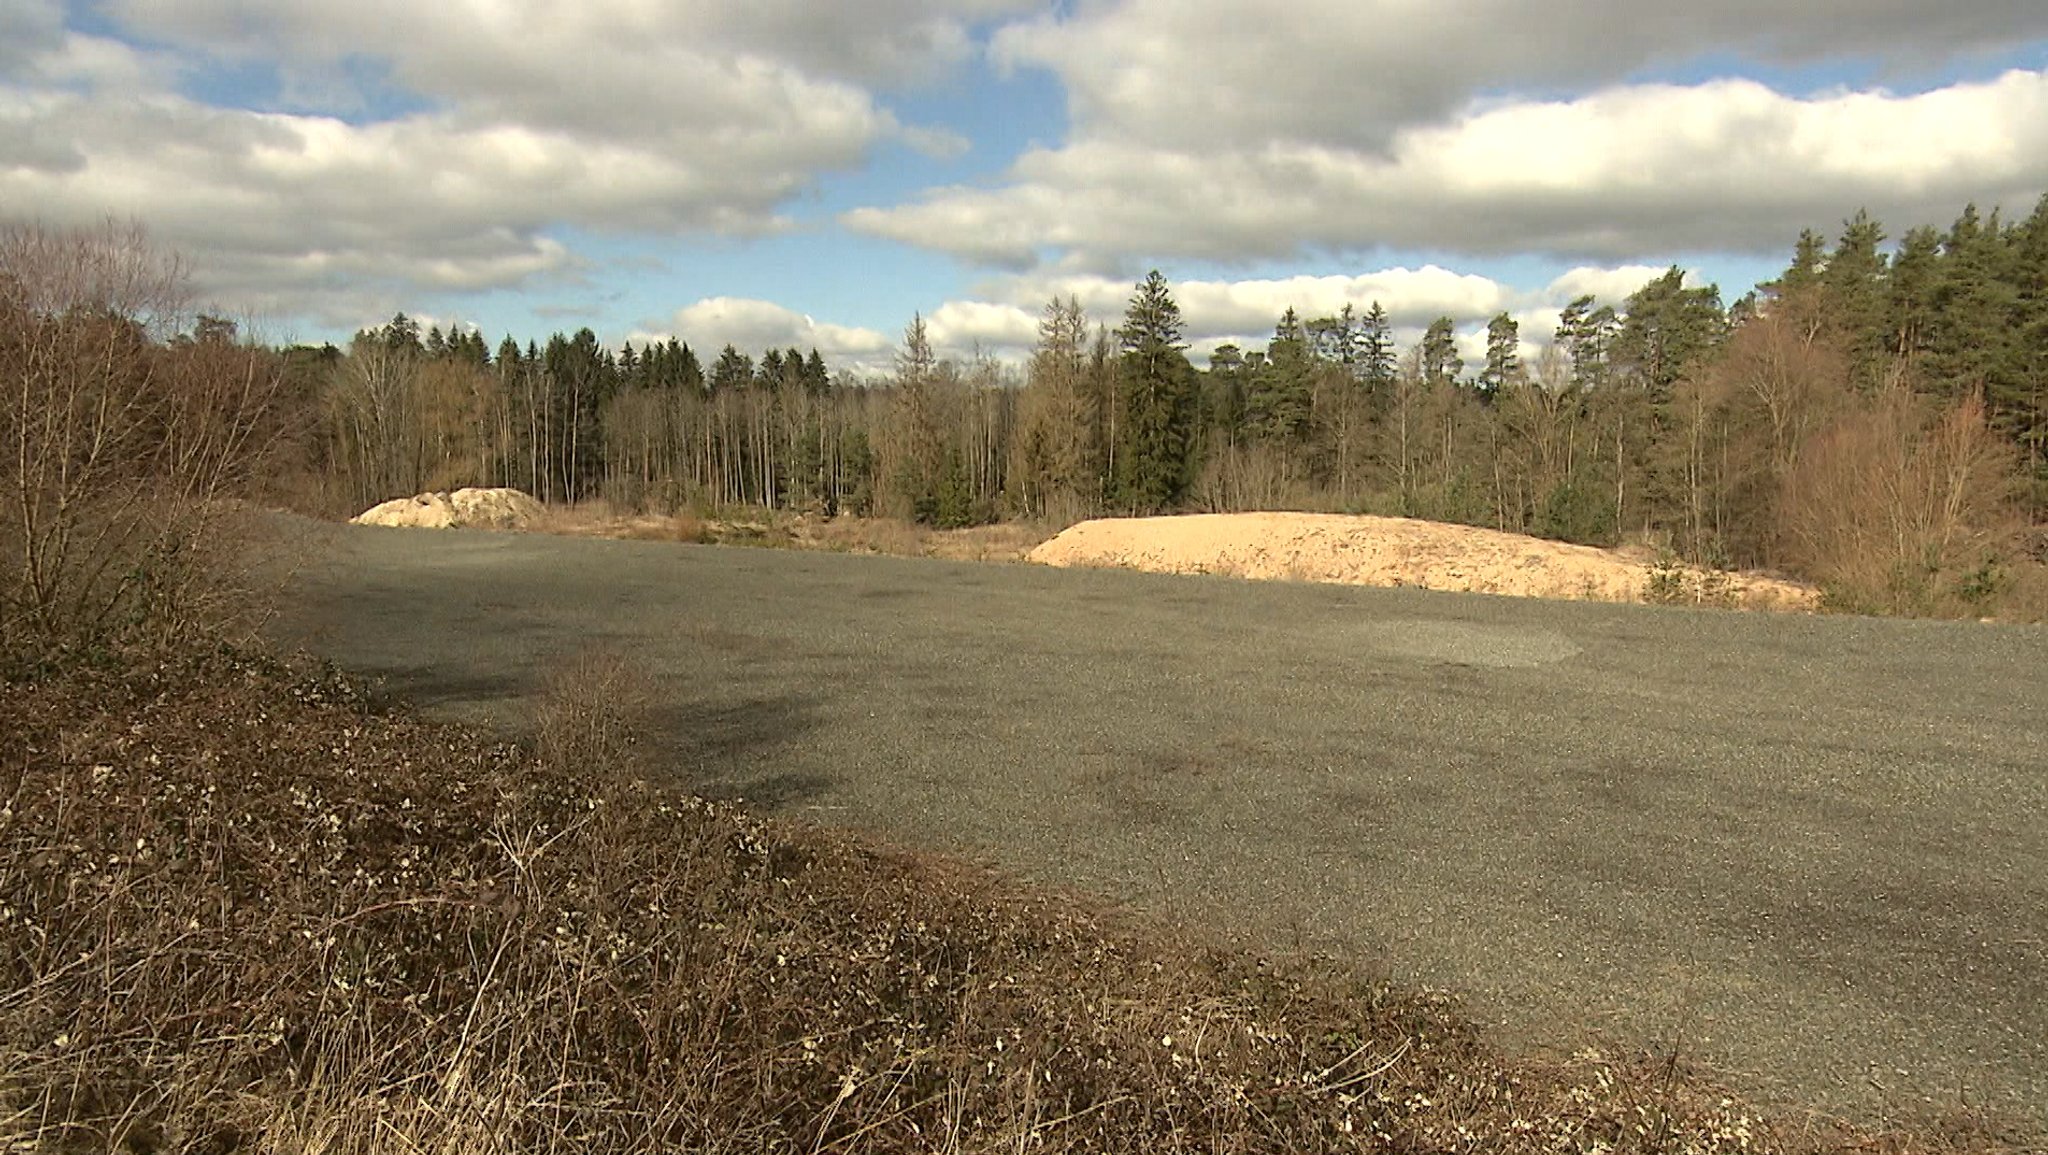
[272,193,2048,614]
[13,193,2039,626]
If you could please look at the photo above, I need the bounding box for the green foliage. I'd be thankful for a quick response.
[1245,308,1314,441]
[1420,317,1462,388]
[1536,480,1616,546]
[1479,312,1521,401]
[1612,268,1726,400]
[1114,271,1200,513]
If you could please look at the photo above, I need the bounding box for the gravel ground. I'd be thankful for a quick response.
[271,522,2048,1134]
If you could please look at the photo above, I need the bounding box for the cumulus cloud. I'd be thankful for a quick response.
[634,297,895,372]
[848,261,1671,374]
[848,69,2048,269]
[614,254,1673,382]
[0,2,1016,320]
[992,0,2048,153]
[106,0,1037,93]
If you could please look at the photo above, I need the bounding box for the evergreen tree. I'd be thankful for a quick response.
[1247,307,1314,441]
[1612,268,1725,400]
[1360,301,1397,397]
[1114,271,1199,513]
[889,314,947,521]
[1820,209,1890,389]
[2010,194,2048,497]
[1479,312,1522,401]
[1887,225,1944,363]
[709,344,754,394]
[674,340,705,394]
[1420,317,1462,388]
[1557,296,1617,390]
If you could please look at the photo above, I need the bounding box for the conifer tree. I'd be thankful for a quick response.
[1479,312,1522,401]
[1114,271,1198,513]
[1420,317,1462,388]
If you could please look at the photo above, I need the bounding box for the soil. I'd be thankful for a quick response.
[1029,512,1818,610]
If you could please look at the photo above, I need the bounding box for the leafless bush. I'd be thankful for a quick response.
[1780,387,2024,617]
[0,220,283,660]
[532,646,655,777]
[1196,442,1313,513]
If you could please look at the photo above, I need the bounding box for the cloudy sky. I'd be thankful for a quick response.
[4,1,2045,372]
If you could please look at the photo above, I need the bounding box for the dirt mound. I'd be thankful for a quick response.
[351,487,545,530]
[1029,512,1816,610]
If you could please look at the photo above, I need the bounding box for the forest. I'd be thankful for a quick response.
[9,195,2048,630]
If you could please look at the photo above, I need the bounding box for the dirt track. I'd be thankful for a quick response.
[271,522,2048,1134]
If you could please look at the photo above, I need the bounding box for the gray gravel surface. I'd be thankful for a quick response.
[272,523,2048,1133]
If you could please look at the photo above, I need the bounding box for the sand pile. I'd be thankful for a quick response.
[1029,512,1816,610]
[351,488,545,531]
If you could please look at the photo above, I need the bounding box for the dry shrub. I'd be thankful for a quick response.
[804,515,931,557]
[1196,442,1315,514]
[1780,388,2025,617]
[1996,558,2048,623]
[0,221,283,661]
[531,646,654,776]
[627,510,712,544]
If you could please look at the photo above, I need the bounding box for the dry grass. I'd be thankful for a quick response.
[526,501,1052,563]
[2,655,2036,1155]
[797,516,1052,563]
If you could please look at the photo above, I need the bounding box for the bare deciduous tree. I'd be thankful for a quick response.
[1,220,282,656]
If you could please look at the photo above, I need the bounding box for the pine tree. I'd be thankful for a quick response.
[1556,296,1617,390]
[1887,226,1944,363]
[1479,312,1521,401]
[2010,193,2048,500]
[1612,268,1725,401]
[804,349,831,396]
[1820,209,1890,389]
[1247,307,1313,441]
[709,345,754,394]
[1114,271,1198,513]
[1420,317,1462,388]
[1360,301,1397,398]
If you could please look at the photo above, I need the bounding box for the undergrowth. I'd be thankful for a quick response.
[0,655,2031,1153]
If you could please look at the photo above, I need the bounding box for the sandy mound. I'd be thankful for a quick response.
[1029,512,1816,610]
[351,488,545,531]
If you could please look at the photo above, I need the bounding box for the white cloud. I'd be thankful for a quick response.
[0,2,1021,320]
[1542,266,1674,307]
[614,254,1683,381]
[849,69,2048,269]
[926,300,1039,357]
[992,0,2048,154]
[105,0,1037,93]
[634,297,895,372]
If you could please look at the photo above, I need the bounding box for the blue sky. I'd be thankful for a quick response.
[4,0,2045,372]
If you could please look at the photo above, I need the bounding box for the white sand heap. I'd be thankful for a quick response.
[351,488,545,531]
[1028,512,1816,610]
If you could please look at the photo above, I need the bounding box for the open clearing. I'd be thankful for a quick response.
[272,521,2048,1132]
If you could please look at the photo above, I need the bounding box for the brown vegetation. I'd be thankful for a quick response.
[0,222,287,659]
[528,500,1052,562]
[4,655,2033,1154]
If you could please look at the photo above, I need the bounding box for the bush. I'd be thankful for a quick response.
[1779,387,2025,618]
[0,221,283,662]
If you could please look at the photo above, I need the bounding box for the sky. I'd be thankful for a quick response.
[3,1,2046,375]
